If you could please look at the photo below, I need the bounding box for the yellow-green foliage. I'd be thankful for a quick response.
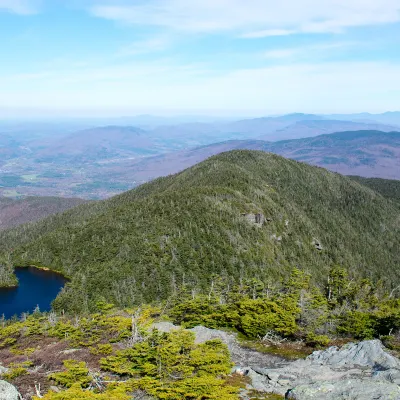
[35,384,131,400]
[3,361,32,380]
[129,375,239,399]
[102,329,232,378]
[3,366,28,380]
[0,337,16,347]
[238,298,297,338]
[101,329,237,399]
[169,267,400,342]
[49,360,92,388]
[305,333,330,347]
[0,307,137,352]
[90,343,113,355]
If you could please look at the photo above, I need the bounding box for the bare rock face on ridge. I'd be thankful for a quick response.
[286,379,400,400]
[307,339,400,370]
[245,340,400,399]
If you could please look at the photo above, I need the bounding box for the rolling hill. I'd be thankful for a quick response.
[0,196,86,230]
[33,126,161,163]
[0,151,399,312]
[118,130,400,182]
[258,120,400,141]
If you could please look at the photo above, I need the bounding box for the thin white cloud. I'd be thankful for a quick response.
[263,41,360,59]
[116,36,171,57]
[0,0,40,14]
[240,29,296,38]
[90,0,400,35]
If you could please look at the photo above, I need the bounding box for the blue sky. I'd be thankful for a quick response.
[1,0,400,116]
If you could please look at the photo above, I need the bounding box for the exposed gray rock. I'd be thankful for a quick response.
[246,368,270,392]
[243,340,400,397]
[151,322,180,333]
[0,381,19,400]
[307,339,400,370]
[0,365,8,376]
[286,379,400,400]
[374,368,400,385]
[242,213,265,225]
[61,348,81,354]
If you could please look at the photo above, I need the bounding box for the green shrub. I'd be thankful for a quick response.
[49,360,92,388]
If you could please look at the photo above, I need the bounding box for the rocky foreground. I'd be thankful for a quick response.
[1,322,400,399]
[154,323,400,400]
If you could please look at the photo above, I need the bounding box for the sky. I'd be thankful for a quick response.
[0,0,400,117]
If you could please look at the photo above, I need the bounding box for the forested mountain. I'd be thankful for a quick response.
[0,150,399,312]
[348,176,400,203]
[0,196,86,230]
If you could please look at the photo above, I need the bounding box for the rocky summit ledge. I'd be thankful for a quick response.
[152,323,400,400]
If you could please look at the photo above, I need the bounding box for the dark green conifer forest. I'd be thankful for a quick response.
[0,151,399,313]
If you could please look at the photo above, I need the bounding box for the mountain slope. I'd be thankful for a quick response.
[1,151,399,312]
[0,196,86,230]
[348,176,400,203]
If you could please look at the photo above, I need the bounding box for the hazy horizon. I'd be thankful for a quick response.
[1,109,400,121]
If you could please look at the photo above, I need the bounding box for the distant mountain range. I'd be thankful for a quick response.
[258,119,399,141]
[0,113,399,198]
[107,130,400,182]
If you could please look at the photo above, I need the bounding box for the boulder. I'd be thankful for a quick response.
[307,340,400,370]
[244,340,400,397]
[0,381,19,400]
[286,379,400,400]
[151,322,180,334]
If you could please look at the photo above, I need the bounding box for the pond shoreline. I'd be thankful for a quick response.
[0,267,67,319]
[17,265,70,280]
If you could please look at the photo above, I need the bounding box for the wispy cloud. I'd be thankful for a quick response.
[240,29,296,38]
[0,0,40,14]
[263,42,360,59]
[116,36,172,57]
[89,0,400,36]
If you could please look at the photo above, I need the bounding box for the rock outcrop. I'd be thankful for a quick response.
[0,381,19,400]
[244,340,400,399]
[287,379,400,400]
[151,324,400,399]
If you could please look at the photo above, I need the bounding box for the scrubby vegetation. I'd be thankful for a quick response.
[0,305,239,399]
[0,151,399,312]
[168,267,400,342]
[1,267,399,399]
